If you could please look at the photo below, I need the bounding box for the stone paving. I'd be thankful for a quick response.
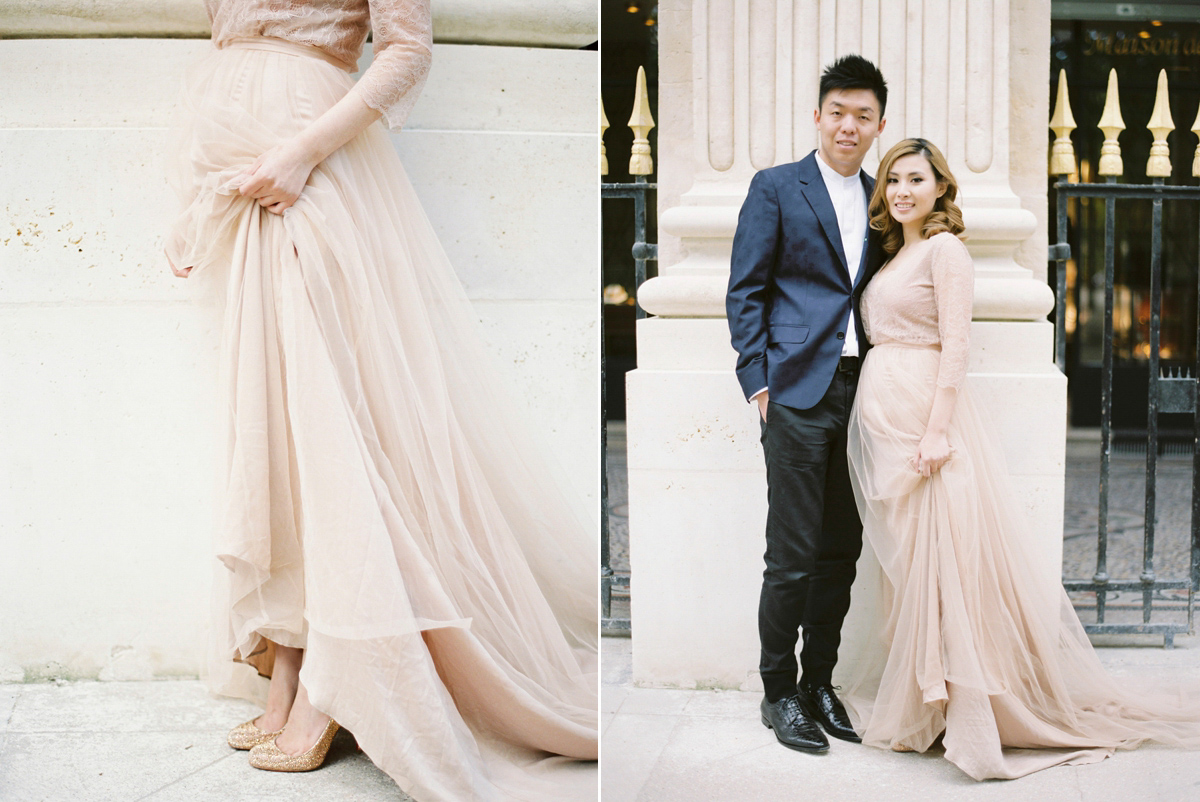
[601,636,1200,802]
[0,680,412,801]
[0,680,596,801]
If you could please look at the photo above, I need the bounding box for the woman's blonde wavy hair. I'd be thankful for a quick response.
[868,138,965,255]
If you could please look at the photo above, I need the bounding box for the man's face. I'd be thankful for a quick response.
[813,88,886,175]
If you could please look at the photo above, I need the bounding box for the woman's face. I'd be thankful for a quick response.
[884,152,945,229]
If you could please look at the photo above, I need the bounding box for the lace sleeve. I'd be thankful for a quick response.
[930,233,975,390]
[350,0,433,131]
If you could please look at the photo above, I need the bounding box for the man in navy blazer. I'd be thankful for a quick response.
[727,55,888,754]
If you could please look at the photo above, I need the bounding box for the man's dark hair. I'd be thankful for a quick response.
[818,54,887,117]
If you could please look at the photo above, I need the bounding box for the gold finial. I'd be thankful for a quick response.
[628,66,656,176]
[1190,100,1200,178]
[1097,69,1125,176]
[601,98,610,176]
[1146,69,1174,178]
[1049,71,1077,176]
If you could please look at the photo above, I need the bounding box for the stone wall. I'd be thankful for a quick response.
[0,7,597,680]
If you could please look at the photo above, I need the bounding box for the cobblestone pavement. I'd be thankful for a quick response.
[604,422,1197,629]
[602,423,630,625]
[604,422,629,576]
[1063,437,1195,627]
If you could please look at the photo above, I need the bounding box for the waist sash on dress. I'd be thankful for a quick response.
[870,341,942,353]
[224,36,355,73]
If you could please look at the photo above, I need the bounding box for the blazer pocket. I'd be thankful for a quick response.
[768,324,810,344]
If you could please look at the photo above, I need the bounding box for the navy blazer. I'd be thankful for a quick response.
[726,151,884,411]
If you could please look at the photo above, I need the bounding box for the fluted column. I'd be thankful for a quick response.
[643,0,1052,320]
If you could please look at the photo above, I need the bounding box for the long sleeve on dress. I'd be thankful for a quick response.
[929,233,974,390]
[349,0,433,130]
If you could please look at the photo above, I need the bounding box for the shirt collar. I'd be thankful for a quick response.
[815,151,863,192]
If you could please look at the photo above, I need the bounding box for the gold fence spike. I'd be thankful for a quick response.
[1049,71,1077,176]
[628,66,656,176]
[1190,101,1200,178]
[1097,69,1125,177]
[1146,69,1174,178]
[601,98,610,176]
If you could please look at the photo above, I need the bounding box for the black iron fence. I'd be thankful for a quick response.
[600,67,657,636]
[1050,69,1200,646]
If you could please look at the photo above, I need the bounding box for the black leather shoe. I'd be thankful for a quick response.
[760,695,830,753]
[798,682,861,743]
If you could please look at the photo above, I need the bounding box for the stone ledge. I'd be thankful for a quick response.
[0,0,596,47]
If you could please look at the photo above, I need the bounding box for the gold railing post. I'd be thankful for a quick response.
[628,66,655,176]
[1190,101,1200,179]
[1049,70,1077,176]
[601,98,610,176]
[1097,69,1125,177]
[1146,70,1175,178]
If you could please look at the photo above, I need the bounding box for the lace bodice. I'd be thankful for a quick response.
[206,0,432,130]
[861,231,974,389]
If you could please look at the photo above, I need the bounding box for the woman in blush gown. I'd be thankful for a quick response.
[839,137,1200,780]
[164,2,596,800]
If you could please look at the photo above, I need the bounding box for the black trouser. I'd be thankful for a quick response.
[758,362,863,702]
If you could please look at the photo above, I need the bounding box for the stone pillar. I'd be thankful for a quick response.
[627,0,1062,689]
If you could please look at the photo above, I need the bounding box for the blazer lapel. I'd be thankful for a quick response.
[852,169,876,293]
[798,154,849,274]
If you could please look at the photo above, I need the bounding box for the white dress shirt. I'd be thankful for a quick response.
[814,152,868,358]
[749,154,869,402]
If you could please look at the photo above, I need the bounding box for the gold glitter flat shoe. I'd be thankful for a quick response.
[227,717,284,751]
[248,718,339,772]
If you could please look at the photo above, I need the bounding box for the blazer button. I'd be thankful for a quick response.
[836,331,845,339]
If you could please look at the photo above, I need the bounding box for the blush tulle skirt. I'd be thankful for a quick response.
[165,40,597,802]
[840,342,1200,780]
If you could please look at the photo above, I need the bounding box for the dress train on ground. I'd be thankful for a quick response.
[840,343,1200,780]
[167,40,597,802]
